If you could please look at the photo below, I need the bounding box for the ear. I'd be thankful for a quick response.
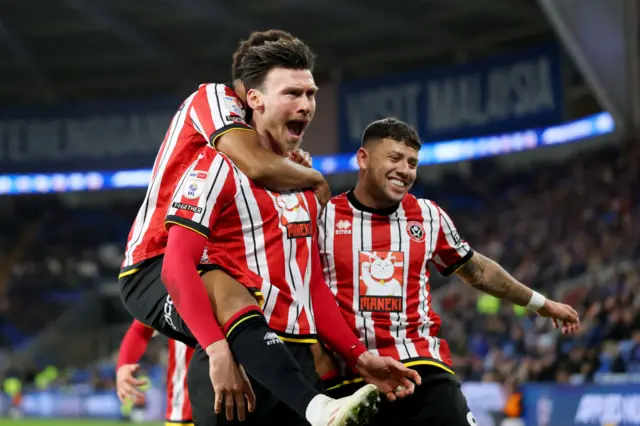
[356,147,369,170]
[246,88,263,111]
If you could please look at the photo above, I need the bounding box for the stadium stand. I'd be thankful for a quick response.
[1,140,637,385]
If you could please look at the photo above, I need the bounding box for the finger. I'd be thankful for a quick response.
[117,390,127,404]
[126,377,148,387]
[385,391,397,402]
[214,389,223,414]
[122,383,145,401]
[552,318,558,328]
[235,391,247,422]
[245,385,257,413]
[400,377,415,394]
[406,368,422,386]
[226,391,235,421]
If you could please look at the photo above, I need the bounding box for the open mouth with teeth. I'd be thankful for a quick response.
[389,178,407,188]
[286,120,306,137]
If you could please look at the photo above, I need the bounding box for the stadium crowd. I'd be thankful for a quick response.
[0,141,638,390]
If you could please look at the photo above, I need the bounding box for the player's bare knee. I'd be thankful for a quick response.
[201,269,259,324]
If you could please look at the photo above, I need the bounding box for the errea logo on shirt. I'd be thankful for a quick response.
[335,220,352,235]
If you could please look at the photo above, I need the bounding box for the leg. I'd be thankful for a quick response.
[410,375,476,426]
[188,344,291,426]
[120,257,197,348]
[201,270,381,426]
[201,270,320,419]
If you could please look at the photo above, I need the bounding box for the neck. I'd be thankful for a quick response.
[250,119,285,156]
[232,80,246,104]
[352,180,397,210]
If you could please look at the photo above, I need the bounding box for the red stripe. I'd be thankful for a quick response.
[332,196,357,338]
[190,85,216,140]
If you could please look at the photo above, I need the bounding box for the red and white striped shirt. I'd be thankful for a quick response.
[318,191,473,372]
[165,339,194,424]
[165,148,320,341]
[120,83,253,277]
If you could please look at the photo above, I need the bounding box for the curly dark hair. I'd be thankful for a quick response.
[361,118,422,150]
[232,30,316,90]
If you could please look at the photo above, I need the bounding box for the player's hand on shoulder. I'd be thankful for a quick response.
[116,364,147,403]
[537,299,580,335]
[354,352,422,402]
[207,340,256,421]
[285,149,331,206]
[287,149,313,168]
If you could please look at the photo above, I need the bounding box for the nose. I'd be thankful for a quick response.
[297,97,311,115]
[396,161,411,178]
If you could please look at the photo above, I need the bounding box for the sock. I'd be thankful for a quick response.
[223,308,324,419]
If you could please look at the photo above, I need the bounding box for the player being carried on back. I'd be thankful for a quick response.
[119,30,417,426]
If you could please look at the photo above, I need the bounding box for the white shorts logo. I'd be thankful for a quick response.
[164,295,178,331]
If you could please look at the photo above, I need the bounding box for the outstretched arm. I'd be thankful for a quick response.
[455,252,535,307]
[455,251,580,333]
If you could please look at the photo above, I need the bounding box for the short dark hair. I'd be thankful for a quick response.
[361,118,422,150]
[232,30,316,90]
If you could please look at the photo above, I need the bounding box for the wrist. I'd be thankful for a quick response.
[526,290,546,312]
[351,345,369,368]
[355,351,372,368]
[205,339,229,357]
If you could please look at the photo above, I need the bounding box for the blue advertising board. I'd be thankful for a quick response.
[522,383,640,426]
[0,96,180,173]
[338,44,564,152]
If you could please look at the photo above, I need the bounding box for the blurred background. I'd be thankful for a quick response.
[0,0,638,425]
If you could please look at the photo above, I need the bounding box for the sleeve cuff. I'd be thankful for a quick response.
[345,343,368,367]
[210,123,256,147]
[165,215,210,239]
[441,248,475,277]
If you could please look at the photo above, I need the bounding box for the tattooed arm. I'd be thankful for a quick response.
[454,251,534,307]
[454,251,581,334]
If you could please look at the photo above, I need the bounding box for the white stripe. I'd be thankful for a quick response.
[196,157,230,225]
[438,206,469,258]
[190,107,205,139]
[358,211,378,356]
[124,92,195,265]
[416,200,439,339]
[392,205,418,359]
[318,203,338,297]
[419,200,442,360]
[205,84,226,131]
[231,171,273,321]
[433,337,443,362]
[169,341,187,421]
[301,194,316,334]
